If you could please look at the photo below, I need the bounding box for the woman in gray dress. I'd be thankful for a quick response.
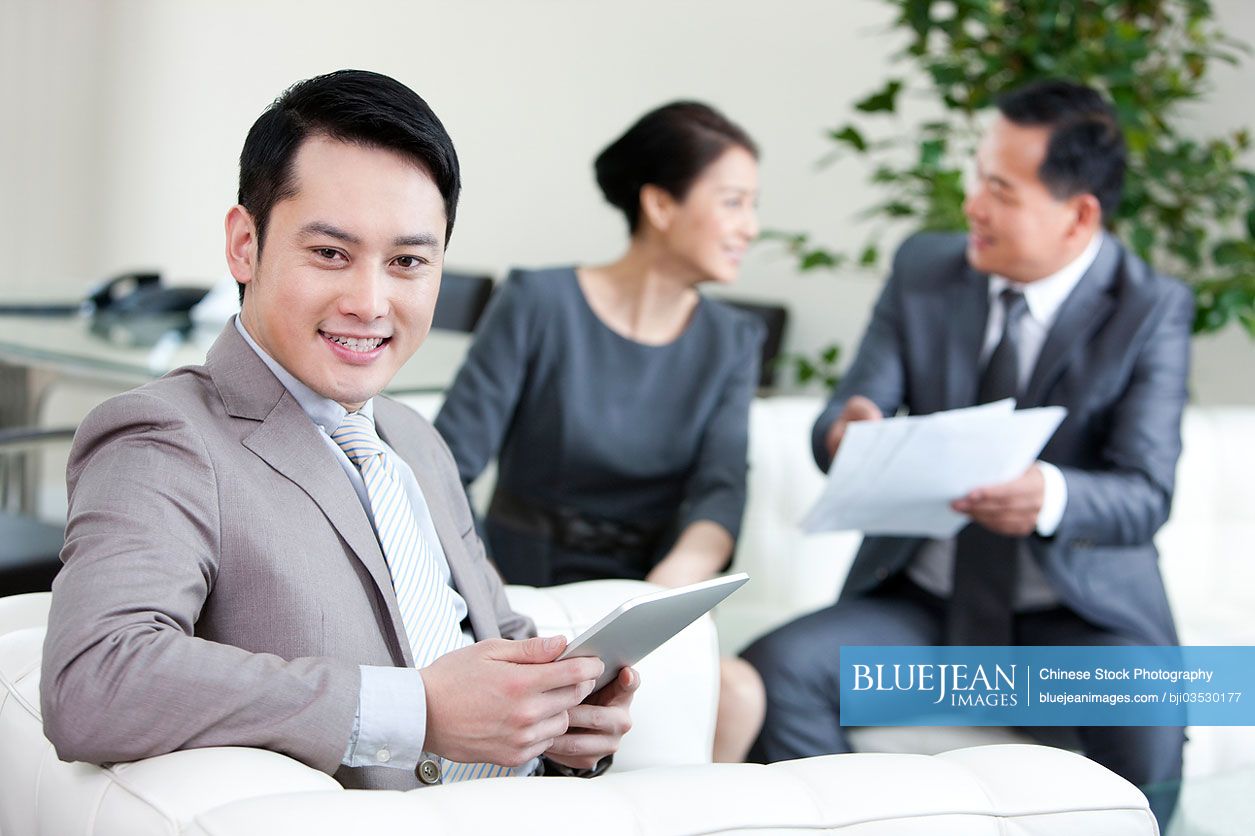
[435,102,765,761]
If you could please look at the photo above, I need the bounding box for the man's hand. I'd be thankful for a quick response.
[421,635,603,767]
[825,395,883,460]
[544,666,639,771]
[952,464,1045,537]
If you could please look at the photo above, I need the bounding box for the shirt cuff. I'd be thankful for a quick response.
[341,665,427,770]
[1035,461,1068,537]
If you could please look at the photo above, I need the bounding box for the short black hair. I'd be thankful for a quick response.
[996,79,1126,219]
[236,69,461,302]
[594,101,758,233]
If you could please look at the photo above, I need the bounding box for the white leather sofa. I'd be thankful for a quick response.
[0,588,1159,835]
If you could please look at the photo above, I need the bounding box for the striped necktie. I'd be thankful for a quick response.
[331,411,520,782]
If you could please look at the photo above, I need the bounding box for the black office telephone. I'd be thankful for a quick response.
[0,271,209,317]
[88,271,210,316]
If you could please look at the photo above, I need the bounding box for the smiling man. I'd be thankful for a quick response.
[40,70,635,790]
[742,80,1192,826]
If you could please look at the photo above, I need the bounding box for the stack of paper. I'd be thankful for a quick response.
[801,399,1066,539]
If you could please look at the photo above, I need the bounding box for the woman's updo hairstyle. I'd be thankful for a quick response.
[594,101,757,233]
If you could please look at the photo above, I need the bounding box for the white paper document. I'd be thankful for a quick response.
[801,399,1067,539]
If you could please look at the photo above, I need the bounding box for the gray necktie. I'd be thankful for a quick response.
[948,288,1029,646]
[979,289,1029,405]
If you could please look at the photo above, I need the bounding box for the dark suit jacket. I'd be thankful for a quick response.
[812,232,1193,646]
[41,323,534,790]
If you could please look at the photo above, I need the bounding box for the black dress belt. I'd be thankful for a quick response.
[487,489,666,561]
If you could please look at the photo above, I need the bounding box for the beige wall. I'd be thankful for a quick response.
[5,0,1253,402]
[1,0,109,287]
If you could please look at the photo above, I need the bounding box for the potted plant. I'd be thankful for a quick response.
[778,0,1253,387]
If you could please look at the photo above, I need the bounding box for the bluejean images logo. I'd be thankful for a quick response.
[851,660,1018,708]
[840,646,1255,727]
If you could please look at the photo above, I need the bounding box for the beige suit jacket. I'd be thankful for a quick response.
[40,323,534,790]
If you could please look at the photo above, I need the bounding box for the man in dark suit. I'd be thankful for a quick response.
[742,80,1191,822]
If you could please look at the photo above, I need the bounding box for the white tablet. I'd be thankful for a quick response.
[557,573,749,692]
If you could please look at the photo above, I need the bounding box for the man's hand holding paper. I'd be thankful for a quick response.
[803,399,1066,538]
[952,463,1046,536]
[824,395,884,460]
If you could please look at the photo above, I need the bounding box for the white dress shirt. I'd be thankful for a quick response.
[907,231,1103,608]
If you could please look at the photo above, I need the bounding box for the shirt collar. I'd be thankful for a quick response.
[989,231,1104,328]
[233,316,374,432]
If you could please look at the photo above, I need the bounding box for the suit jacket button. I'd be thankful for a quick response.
[417,758,441,785]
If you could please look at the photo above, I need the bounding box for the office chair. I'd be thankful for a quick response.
[722,299,789,389]
[0,427,74,596]
[433,272,495,333]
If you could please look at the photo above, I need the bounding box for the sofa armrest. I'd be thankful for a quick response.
[2,620,338,836]
[45,747,341,836]
[0,591,52,637]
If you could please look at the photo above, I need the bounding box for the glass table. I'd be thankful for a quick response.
[1160,766,1255,835]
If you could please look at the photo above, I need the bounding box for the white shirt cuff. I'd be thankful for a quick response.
[342,665,427,770]
[1035,461,1068,537]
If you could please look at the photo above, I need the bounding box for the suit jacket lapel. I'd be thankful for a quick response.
[375,399,500,642]
[1023,236,1120,407]
[944,266,990,409]
[206,323,414,666]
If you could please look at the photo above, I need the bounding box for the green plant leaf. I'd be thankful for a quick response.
[800,250,842,271]
[786,343,845,390]
[757,229,804,245]
[828,125,869,152]
[1240,172,1255,198]
[872,165,901,184]
[854,79,904,114]
[919,138,946,167]
[1131,224,1156,257]
[1213,240,1253,267]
